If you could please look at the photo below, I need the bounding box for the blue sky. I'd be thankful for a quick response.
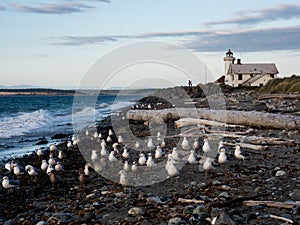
[0,0,299,88]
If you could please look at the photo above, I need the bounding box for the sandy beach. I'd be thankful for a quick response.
[0,87,299,225]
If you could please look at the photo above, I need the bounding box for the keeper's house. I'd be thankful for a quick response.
[223,49,279,87]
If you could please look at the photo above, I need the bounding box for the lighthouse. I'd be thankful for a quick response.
[223,49,235,75]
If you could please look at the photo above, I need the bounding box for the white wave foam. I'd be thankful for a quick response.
[0,109,54,138]
[74,107,95,115]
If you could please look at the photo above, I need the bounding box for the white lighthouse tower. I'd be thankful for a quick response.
[223,49,235,75]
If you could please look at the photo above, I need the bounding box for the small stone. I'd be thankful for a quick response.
[47,213,74,223]
[218,192,229,199]
[168,217,186,225]
[36,221,46,225]
[290,189,300,201]
[214,212,236,225]
[212,180,222,185]
[192,205,207,215]
[84,212,94,221]
[128,207,143,216]
[274,167,281,171]
[275,170,286,177]
[221,185,231,191]
[183,205,195,214]
[211,208,223,217]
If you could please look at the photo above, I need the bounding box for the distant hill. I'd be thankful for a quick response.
[258,75,300,93]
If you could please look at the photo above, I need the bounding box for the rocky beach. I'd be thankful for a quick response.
[0,85,299,225]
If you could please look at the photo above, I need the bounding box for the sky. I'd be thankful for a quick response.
[0,0,299,89]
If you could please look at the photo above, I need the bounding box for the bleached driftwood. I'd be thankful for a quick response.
[177,198,205,204]
[127,108,300,130]
[204,127,253,135]
[242,136,295,146]
[175,118,245,129]
[223,141,268,151]
[243,200,300,209]
[269,214,294,224]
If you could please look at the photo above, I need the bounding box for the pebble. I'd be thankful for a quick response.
[47,213,74,223]
[128,207,143,216]
[168,217,186,225]
[212,180,222,185]
[218,192,229,199]
[36,222,46,225]
[275,170,286,177]
[192,204,207,215]
[290,189,300,201]
[214,212,236,225]
[221,185,231,191]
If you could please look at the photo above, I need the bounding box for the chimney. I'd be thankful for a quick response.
[237,58,241,64]
[232,58,235,64]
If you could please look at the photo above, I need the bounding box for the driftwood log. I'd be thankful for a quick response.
[243,200,300,209]
[127,108,300,130]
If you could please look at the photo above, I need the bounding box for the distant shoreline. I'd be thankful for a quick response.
[0,88,159,96]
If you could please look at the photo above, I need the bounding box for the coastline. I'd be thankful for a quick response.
[0,89,299,224]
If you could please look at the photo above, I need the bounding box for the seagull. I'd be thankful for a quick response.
[101,145,108,157]
[155,146,163,159]
[85,130,89,136]
[135,140,141,149]
[147,137,155,149]
[146,153,155,168]
[160,140,166,148]
[93,162,103,178]
[188,150,197,165]
[234,145,245,160]
[2,176,19,192]
[108,151,118,163]
[193,139,200,150]
[93,131,99,139]
[181,137,190,150]
[203,157,215,171]
[48,155,57,166]
[108,129,114,136]
[12,163,24,178]
[55,162,64,172]
[26,165,39,180]
[138,153,146,166]
[118,135,124,144]
[49,144,56,153]
[171,147,179,160]
[4,161,14,173]
[41,160,49,173]
[67,141,72,149]
[202,138,211,153]
[91,150,99,162]
[119,170,128,186]
[166,158,179,178]
[36,148,44,160]
[71,134,76,142]
[112,143,120,154]
[131,161,138,179]
[84,163,92,176]
[58,150,65,161]
[123,161,130,172]
[122,147,129,159]
[79,169,90,189]
[218,148,227,164]
[157,131,162,141]
[106,135,112,143]
[98,132,102,138]
[218,140,225,152]
[48,171,60,189]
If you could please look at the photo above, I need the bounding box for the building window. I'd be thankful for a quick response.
[270,74,274,78]
[238,74,243,80]
[259,83,263,87]
[250,74,254,77]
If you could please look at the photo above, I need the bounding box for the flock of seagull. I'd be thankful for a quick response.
[1,128,246,191]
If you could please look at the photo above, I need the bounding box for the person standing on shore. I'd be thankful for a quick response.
[188,79,192,87]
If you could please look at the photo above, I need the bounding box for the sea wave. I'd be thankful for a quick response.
[0,109,54,139]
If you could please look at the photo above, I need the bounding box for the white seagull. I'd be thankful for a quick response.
[218,148,227,164]
[234,145,245,160]
[41,160,49,173]
[36,148,44,160]
[2,176,19,191]
[138,153,146,166]
[202,138,211,153]
[155,146,163,159]
[147,137,155,149]
[188,150,197,165]
[91,150,99,162]
[171,147,179,160]
[146,153,155,168]
[181,137,190,150]
[122,147,129,159]
[119,170,128,186]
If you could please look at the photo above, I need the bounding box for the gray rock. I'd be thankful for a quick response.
[47,213,74,223]
[168,217,186,225]
[214,212,236,225]
[290,189,300,201]
[218,192,229,199]
[211,208,223,218]
[36,222,46,225]
[275,170,286,177]
[221,185,231,191]
[192,204,207,215]
[212,180,222,185]
[183,205,195,214]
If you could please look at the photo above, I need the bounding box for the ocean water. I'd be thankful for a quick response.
[0,94,139,160]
